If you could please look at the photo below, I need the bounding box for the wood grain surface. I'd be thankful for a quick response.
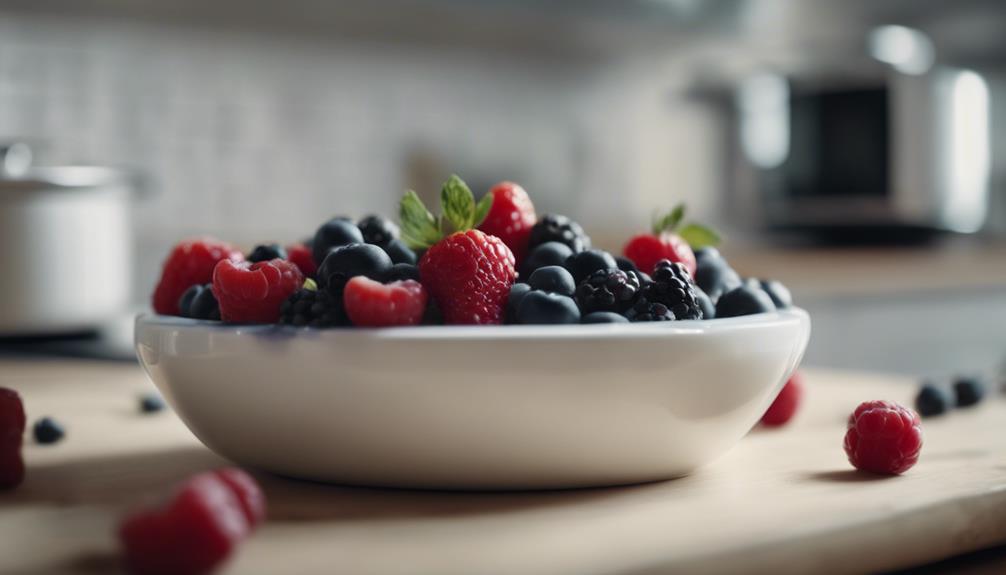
[1,359,1004,575]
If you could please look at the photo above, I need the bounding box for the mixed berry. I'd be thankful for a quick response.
[151,176,795,327]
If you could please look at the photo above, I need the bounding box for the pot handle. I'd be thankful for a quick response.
[0,142,32,177]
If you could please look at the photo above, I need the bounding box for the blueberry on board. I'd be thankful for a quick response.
[953,376,986,408]
[694,286,715,319]
[358,215,400,247]
[247,243,287,263]
[915,383,951,417]
[696,260,742,303]
[520,241,574,279]
[760,279,792,309]
[615,256,639,274]
[382,263,421,283]
[384,239,418,265]
[318,243,392,294]
[140,392,166,414]
[33,417,65,444]
[564,249,618,284]
[527,266,576,297]
[312,218,365,266]
[506,283,532,324]
[517,291,581,325]
[581,311,629,324]
[715,285,776,318]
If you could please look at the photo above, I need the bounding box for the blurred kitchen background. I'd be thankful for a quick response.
[1,0,1004,377]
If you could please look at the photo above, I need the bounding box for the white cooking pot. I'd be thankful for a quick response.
[0,147,136,335]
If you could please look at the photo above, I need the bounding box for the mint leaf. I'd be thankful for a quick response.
[440,174,476,232]
[678,223,721,249]
[399,190,442,249]
[654,204,685,234]
[473,191,494,228]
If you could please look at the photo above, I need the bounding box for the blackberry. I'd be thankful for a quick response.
[247,243,287,263]
[279,289,347,327]
[528,214,591,254]
[575,269,640,314]
[615,256,639,274]
[643,260,703,320]
[357,215,399,247]
[624,299,674,322]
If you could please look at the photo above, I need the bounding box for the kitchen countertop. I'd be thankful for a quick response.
[1,358,1005,574]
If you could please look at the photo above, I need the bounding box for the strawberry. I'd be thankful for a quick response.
[343,277,428,327]
[622,204,719,276]
[477,181,536,265]
[400,175,516,325]
[152,238,244,316]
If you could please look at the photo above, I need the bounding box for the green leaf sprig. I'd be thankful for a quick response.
[399,174,494,250]
[652,203,722,249]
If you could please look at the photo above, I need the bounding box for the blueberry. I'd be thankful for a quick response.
[517,291,581,324]
[521,241,573,279]
[318,243,392,295]
[506,283,531,324]
[527,266,576,297]
[715,286,775,318]
[384,238,417,265]
[177,284,200,317]
[760,279,792,309]
[581,311,629,324]
[696,259,742,303]
[915,383,951,417]
[564,249,618,284]
[33,417,65,444]
[615,257,639,274]
[953,376,986,408]
[140,392,166,414]
[357,215,400,247]
[694,247,722,266]
[312,218,364,266]
[382,263,421,283]
[189,284,220,321]
[694,286,715,319]
[247,243,287,263]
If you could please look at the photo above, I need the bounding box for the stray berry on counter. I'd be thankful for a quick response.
[527,266,576,297]
[517,291,581,325]
[246,243,287,263]
[952,376,986,408]
[140,393,166,414]
[0,387,26,489]
[33,417,65,445]
[761,373,803,426]
[844,400,922,475]
[914,382,951,417]
[564,249,618,284]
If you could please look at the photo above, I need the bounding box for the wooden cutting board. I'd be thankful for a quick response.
[1,358,1005,575]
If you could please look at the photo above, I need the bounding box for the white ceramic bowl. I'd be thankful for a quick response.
[135,309,810,490]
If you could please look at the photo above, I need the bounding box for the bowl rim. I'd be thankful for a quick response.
[135,307,809,342]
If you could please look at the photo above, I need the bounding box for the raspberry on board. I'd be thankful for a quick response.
[761,373,803,427]
[844,400,923,475]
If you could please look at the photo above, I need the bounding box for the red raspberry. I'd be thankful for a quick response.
[153,238,243,315]
[623,232,696,276]
[0,387,26,490]
[477,181,537,265]
[213,259,303,324]
[761,372,804,427]
[844,400,922,475]
[213,468,266,528]
[285,243,317,277]
[119,469,262,575]
[343,277,428,327]
[420,230,515,325]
